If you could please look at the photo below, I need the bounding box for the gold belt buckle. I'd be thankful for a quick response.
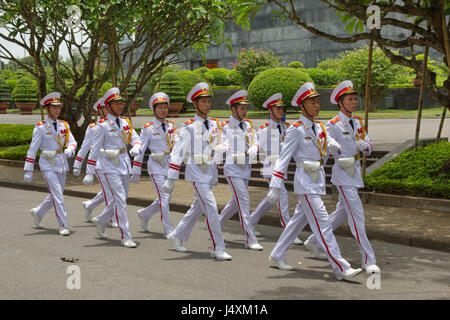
[319,159,324,166]
[354,154,360,160]
[56,148,62,154]
[120,148,126,154]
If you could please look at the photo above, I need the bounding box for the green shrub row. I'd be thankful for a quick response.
[0,124,34,146]
[363,141,450,199]
[0,144,32,161]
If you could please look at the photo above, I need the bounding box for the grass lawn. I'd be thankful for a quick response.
[135,107,448,119]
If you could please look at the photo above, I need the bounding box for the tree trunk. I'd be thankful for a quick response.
[414,43,430,149]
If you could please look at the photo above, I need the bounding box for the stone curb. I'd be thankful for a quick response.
[1,180,448,253]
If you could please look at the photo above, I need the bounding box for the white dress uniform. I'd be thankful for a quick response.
[167,114,226,252]
[218,114,262,247]
[305,81,377,269]
[248,93,292,231]
[24,93,77,233]
[133,92,177,236]
[73,98,115,220]
[85,89,142,243]
[269,83,354,276]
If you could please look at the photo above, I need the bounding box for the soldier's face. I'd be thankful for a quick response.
[302,96,320,118]
[47,104,62,120]
[154,103,169,120]
[108,99,124,116]
[232,103,248,120]
[195,96,211,115]
[340,94,358,113]
[269,105,284,120]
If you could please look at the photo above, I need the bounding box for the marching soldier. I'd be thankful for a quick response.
[132,92,176,237]
[82,87,142,248]
[267,82,362,280]
[248,93,302,245]
[25,92,77,236]
[218,90,263,251]
[303,80,380,274]
[72,97,115,226]
[162,82,232,260]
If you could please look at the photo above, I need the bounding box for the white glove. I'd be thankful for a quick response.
[129,145,141,157]
[162,178,175,194]
[267,188,280,204]
[357,139,370,153]
[24,171,33,183]
[73,167,81,176]
[213,144,227,164]
[64,147,74,158]
[327,140,341,155]
[247,145,258,164]
[83,174,94,185]
[130,174,140,184]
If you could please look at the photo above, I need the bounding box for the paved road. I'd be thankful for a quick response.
[1,114,449,150]
[1,187,449,300]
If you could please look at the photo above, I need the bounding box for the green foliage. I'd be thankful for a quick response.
[204,68,231,86]
[5,79,17,92]
[193,67,209,77]
[0,124,34,146]
[157,70,208,103]
[227,68,244,86]
[11,77,37,103]
[304,68,341,87]
[232,48,284,87]
[0,144,32,161]
[363,141,450,198]
[0,78,12,102]
[247,67,313,109]
[288,61,304,69]
[317,58,341,71]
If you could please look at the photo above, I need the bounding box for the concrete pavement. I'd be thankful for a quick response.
[1,186,449,300]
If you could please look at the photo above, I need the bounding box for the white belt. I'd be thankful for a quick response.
[193,154,212,173]
[231,153,246,169]
[104,148,126,166]
[42,150,60,166]
[296,160,323,183]
[151,152,167,167]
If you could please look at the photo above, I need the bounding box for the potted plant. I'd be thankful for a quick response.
[12,77,38,115]
[159,72,185,117]
[0,78,12,114]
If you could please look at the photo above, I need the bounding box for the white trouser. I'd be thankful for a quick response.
[249,177,290,229]
[272,194,351,275]
[94,173,132,240]
[138,174,174,236]
[172,182,225,252]
[85,171,117,224]
[35,170,68,228]
[307,186,376,266]
[85,191,104,210]
[219,177,258,245]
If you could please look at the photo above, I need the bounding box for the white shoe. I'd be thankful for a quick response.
[167,232,188,253]
[269,256,294,271]
[336,267,363,281]
[362,264,381,274]
[82,201,93,222]
[59,227,70,236]
[121,239,137,248]
[137,211,149,232]
[304,238,328,260]
[245,242,263,251]
[293,237,303,245]
[30,208,43,229]
[93,218,108,239]
[210,250,232,260]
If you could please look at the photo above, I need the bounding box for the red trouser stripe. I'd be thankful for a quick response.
[104,175,124,239]
[227,177,249,243]
[42,174,64,228]
[339,186,367,265]
[304,195,343,272]
[192,182,216,251]
[151,174,163,223]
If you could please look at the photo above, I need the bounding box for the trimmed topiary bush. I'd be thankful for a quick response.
[0,78,12,102]
[204,68,231,86]
[304,68,341,87]
[158,72,186,103]
[288,61,304,69]
[12,77,37,103]
[158,70,208,104]
[247,67,313,109]
[227,69,244,86]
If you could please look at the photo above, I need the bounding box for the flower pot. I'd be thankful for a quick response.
[0,101,9,114]
[16,102,36,115]
[130,102,140,117]
[168,102,184,117]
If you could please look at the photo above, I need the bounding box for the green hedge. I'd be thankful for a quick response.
[304,68,341,87]
[247,67,313,109]
[0,124,34,146]
[0,144,32,161]
[363,141,450,199]
[204,68,231,86]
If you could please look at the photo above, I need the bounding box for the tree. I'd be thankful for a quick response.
[231,0,450,110]
[0,0,235,141]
